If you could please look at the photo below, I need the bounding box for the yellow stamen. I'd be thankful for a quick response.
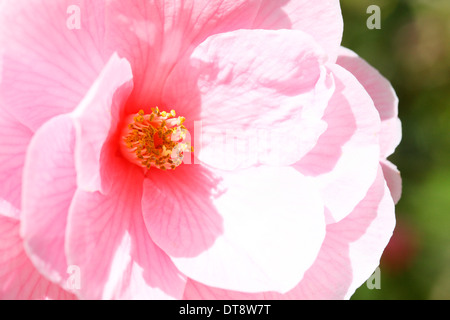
[120,108,191,170]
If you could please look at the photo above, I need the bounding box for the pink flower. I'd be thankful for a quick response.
[0,0,401,299]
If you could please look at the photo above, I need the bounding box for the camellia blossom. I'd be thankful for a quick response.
[0,0,401,299]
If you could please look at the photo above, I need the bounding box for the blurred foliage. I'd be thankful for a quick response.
[340,0,450,300]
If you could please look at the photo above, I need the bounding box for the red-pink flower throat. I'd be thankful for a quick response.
[120,108,191,170]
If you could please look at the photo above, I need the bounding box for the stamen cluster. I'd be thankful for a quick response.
[122,108,191,170]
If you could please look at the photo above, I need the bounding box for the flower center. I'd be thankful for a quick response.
[120,108,191,170]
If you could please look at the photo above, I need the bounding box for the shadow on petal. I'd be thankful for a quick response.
[183,167,392,300]
[142,163,224,258]
[294,75,357,176]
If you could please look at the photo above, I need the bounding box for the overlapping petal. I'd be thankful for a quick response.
[295,64,381,222]
[105,0,343,108]
[142,165,224,258]
[14,50,187,299]
[183,166,395,299]
[0,110,32,209]
[166,166,325,294]
[66,158,186,299]
[380,160,402,204]
[0,201,75,300]
[20,53,134,288]
[21,115,77,287]
[0,0,109,132]
[71,53,133,194]
[252,0,343,63]
[337,47,401,158]
[105,0,263,109]
[164,29,333,170]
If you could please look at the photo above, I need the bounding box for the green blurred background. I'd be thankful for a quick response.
[340,0,450,300]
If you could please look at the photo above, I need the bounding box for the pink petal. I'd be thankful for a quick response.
[380,159,402,204]
[295,64,381,222]
[66,160,186,299]
[21,115,77,287]
[106,0,343,109]
[0,110,32,209]
[71,53,133,194]
[252,0,343,63]
[337,47,401,158]
[106,0,265,109]
[291,167,394,300]
[183,166,395,299]
[0,0,108,132]
[142,165,224,258]
[337,48,398,121]
[106,213,186,299]
[168,166,325,294]
[0,202,75,300]
[342,181,396,298]
[165,29,332,170]
[379,117,402,159]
